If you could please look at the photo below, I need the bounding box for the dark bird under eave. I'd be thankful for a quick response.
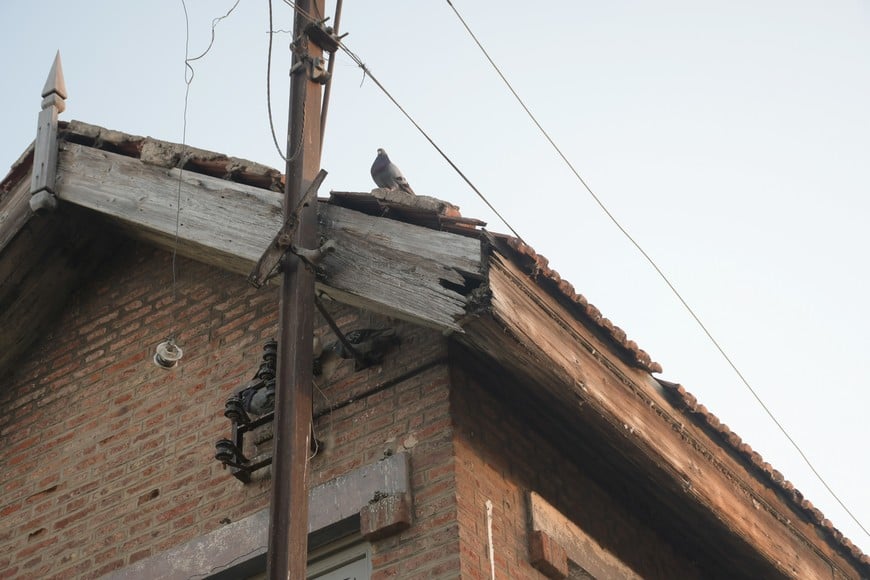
[371,148,415,195]
[318,327,400,372]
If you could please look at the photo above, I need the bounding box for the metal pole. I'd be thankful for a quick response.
[267,0,323,577]
[318,0,342,155]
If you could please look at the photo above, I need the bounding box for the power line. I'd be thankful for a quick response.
[266,0,312,164]
[173,0,241,332]
[280,0,524,241]
[174,0,193,314]
[338,44,524,241]
[279,0,868,542]
[183,0,242,83]
[266,0,288,161]
[444,0,869,540]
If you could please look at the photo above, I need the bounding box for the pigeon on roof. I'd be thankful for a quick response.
[370,148,415,195]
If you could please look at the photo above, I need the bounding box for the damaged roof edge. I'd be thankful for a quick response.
[490,233,662,374]
[492,226,868,567]
[59,120,286,192]
[659,378,869,566]
[1,119,865,567]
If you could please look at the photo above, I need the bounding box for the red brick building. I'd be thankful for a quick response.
[2,120,868,579]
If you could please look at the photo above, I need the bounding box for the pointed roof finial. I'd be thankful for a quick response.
[41,51,67,113]
[30,51,67,213]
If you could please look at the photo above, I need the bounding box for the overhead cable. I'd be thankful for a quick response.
[281,0,524,241]
[444,0,869,539]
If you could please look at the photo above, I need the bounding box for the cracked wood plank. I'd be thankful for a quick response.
[54,142,481,333]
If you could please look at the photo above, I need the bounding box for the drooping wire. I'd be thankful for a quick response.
[283,0,868,546]
[173,0,241,339]
[281,0,523,241]
[174,0,192,316]
[216,0,866,543]
[268,0,307,165]
[266,0,288,161]
[184,0,242,81]
[339,45,523,241]
[444,0,869,540]
[319,0,344,155]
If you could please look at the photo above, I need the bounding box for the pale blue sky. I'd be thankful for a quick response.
[2,0,868,553]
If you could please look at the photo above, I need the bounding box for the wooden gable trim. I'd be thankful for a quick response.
[52,141,481,334]
[458,251,863,579]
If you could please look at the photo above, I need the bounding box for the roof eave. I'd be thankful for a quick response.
[456,248,869,577]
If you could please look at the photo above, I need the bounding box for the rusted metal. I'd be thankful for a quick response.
[268,0,324,576]
[248,169,328,289]
[305,19,341,54]
[214,410,276,483]
[314,294,364,364]
[314,296,399,370]
[319,0,343,155]
[223,393,250,424]
[216,340,280,482]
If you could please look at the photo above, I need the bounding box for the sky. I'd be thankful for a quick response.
[2,0,868,556]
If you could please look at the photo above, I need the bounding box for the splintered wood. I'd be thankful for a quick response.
[54,142,482,333]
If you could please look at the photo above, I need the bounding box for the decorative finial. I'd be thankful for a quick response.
[41,51,67,113]
[30,51,68,214]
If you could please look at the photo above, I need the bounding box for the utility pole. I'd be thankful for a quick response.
[267,0,325,578]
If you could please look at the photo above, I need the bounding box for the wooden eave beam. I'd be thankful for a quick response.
[458,251,863,579]
[52,141,481,333]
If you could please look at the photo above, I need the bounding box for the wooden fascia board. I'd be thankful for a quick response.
[54,142,480,333]
[464,251,860,579]
[0,166,33,254]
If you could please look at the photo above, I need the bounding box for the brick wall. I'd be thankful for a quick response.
[0,242,279,578]
[449,363,703,579]
[308,302,460,579]
[0,241,461,579]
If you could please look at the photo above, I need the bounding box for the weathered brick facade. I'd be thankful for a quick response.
[3,234,868,579]
[0,242,461,579]
[450,365,701,579]
[2,243,272,578]
[3,104,870,578]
